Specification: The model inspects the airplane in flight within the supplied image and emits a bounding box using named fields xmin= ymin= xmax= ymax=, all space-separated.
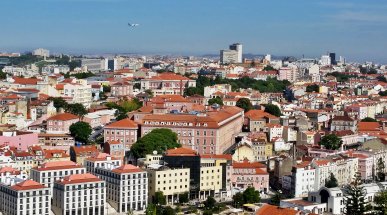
xmin=128 ymin=23 xmax=140 ymax=27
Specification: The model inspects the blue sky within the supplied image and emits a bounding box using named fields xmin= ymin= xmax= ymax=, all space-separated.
xmin=1 ymin=0 xmax=387 ymax=63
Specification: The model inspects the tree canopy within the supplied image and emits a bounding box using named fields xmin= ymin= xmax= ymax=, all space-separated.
xmin=69 ymin=121 xmax=92 ymax=143
xmin=374 ymin=190 xmax=387 ymax=215
xmin=344 ymin=172 xmax=370 ymax=215
xmin=48 ymin=97 xmax=68 ymax=111
xmin=236 ymin=98 xmax=253 ymax=112
xmin=306 ymin=84 xmax=319 ymax=93
xmin=319 ymin=134 xmax=343 ymax=150
xmin=106 ymin=99 xmax=142 ymax=121
xmin=233 ymin=187 xmax=261 ymax=208
xmin=377 ymin=158 xmax=386 ymax=182
xmin=130 ymin=129 xmax=181 ymax=158
xmin=263 ymin=104 xmax=281 ymax=117
xmin=153 ymin=191 xmax=166 ymax=205
xmin=325 ymin=173 xmax=339 ymax=188
xmin=208 ymin=96 xmax=223 ymax=106
xmin=361 ymin=117 xmax=378 ymax=122
xmin=204 ymin=196 xmax=216 ymax=209
xmin=65 ymin=103 xmax=88 ymax=118
xmin=0 ymin=68 xmax=6 ymax=79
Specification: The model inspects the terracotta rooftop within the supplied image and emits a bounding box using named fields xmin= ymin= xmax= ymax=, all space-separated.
xmin=105 ymin=118 xmax=138 ymax=129
xmin=358 ymin=122 xmax=381 ymax=131
xmin=165 ymin=147 xmax=198 ymax=157
xmin=233 ymin=160 xmax=267 ymax=169
xmin=256 ymin=204 xmax=300 ymax=215
xmin=59 ymin=173 xmax=102 ymax=185
xmin=34 ymin=161 xmax=82 ymax=171
xmin=11 ymin=180 xmax=46 ymax=191
xmin=47 ymin=113 xmax=79 ymax=121
xmin=111 ymin=164 xmax=143 ymax=174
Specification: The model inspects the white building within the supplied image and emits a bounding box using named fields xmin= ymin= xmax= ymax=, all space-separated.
xmin=220 ymin=50 xmax=239 ymax=64
xmin=62 ymin=81 xmax=92 ymax=108
xmin=229 ymin=43 xmax=243 ymax=63
xmin=0 ymin=166 xmax=28 ymax=186
xmin=0 ymin=180 xmax=51 ymax=215
xmin=52 ymin=173 xmax=106 ymax=215
xmin=33 ymin=48 xmax=50 ymax=57
xmin=30 ymin=160 xmax=86 ymax=189
xmin=203 ymin=84 xmax=232 ymax=98
xmin=95 ymin=164 xmax=148 ymax=213
xmin=81 ymin=59 xmax=105 ymax=72
xmin=84 ymin=153 xmax=122 ymax=175
xmin=291 ymin=161 xmax=316 ymax=198
xmin=320 ymin=55 xmax=331 ymax=66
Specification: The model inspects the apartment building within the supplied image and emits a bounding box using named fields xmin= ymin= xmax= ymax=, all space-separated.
xmin=111 ymin=81 xmax=133 ymax=97
xmin=38 ymin=133 xmax=75 ymax=152
xmin=95 ymin=164 xmax=148 ymax=213
xmin=52 ymin=173 xmax=106 ymax=215
xmin=290 ymin=161 xmax=316 ymax=198
xmin=62 ymin=82 xmax=92 ymax=108
xmin=46 ymin=113 xmax=79 ymax=134
xmin=0 ymin=180 xmax=51 ymax=215
xmin=103 ymin=118 xmax=138 ymax=151
xmin=84 ymin=153 xmax=122 ymax=175
xmin=141 ymin=106 xmax=244 ymax=154
xmin=231 ymin=160 xmax=269 ymax=193
xmin=30 ymin=160 xmax=86 ymax=189
xmin=140 ymin=72 xmax=196 ymax=96
xmin=70 ymin=145 xmax=99 ymax=165
xmin=147 ymin=164 xmax=190 ymax=204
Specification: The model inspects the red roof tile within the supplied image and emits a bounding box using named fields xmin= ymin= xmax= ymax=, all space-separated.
xmin=11 ymin=180 xmax=46 ymax=191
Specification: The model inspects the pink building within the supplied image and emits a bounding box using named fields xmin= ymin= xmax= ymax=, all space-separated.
xmin=104 ymin=140 xmax=125 ymax=160
xmin=46 ymin=113 xmax=79 ymax=134
xmin=0 ymin=131 xmax=38 ymax=151
xmin=140 ymin=72 xmax=196 ymax=95
xmin=345 ymin=151 xmax=373 ymax=181
xmin=279 ymin=67 xmax=298 ymax=82
xmin=231 ymin=160 xmax=269 ymax=192
xmin=103 ymin=118 xmax=138 ymax=151
xmin=140 ymin=106 xmax=244 ymax=154
xmin=111 ymin=81 xmax=133 ymax=97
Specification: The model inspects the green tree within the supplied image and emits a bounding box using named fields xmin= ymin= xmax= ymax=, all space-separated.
xmin=69 ymin=121 xmax=92 ymax=143
xmin=243 ymin=187 xmax=261 ymax=204
xmin=377 ymin=76 xmax=387 ymax=83
xmin=203 ymin=210 xmax=213 ymax=215
xmin=208 ymin=97 xmax=223 ymax=106
xmin=380 ymin=91 xmax=387 ymax=96
xmin=344 ymin=172 xmax=370 ymax=215
xmin=144 ymin=89 xmax=154 ymax=98
xmin=270 ymin=192 xmax=283 ymax=206
xmin=204 ymin=196 xmax=216 ymax=209
xmin=361 ymin=117 xmax=378 ymax=122
xmin=374 ymin=190 xmax=387 ymax=215
xmin=133 ymin=83 xmax=141 ymax=90
xmin=102 ymin=85 xmax=111 ymax=93
xmin=145 ymin=204 xmax=157 ymax=215
xmin=263 ymin=104 xmax=281 ymax=117
xmin=233 ymin=192 xmax=244 ymax=208
xmin=65 ymin=103 xmax=88 ymax=118
xmin=184 ymin=87 xmax=202 ymax=96
xmin=377 ymin=158 xmax=386 ymax=182
xmin=106 ymin=99 xmax=142 ymax=120
xmin=263 ymin=65 xmax=275 ymax=71
xmin=0 ymin=68 xmax=6 ymax=79
xmin=306 ymin=84 xmax=319 ymax=92
xmin=153 ymin=191 xmax=167 ymax=205
xmin=48 ymin=97 xmax=68 ymax=111
xmin=131 ymin=129 xmax=181 ymax=158
xmin=319 ymin=134 xmax=343 ymax=150
xmin=236 ymin=98 xmax=253 ymax=112
xmin=325 ymin=173 xmax=339 ymax=188
xmin=161 ymin=206 xmax=174 ymax=215
xmin=179 ymin=192 xmax=189 ymax=204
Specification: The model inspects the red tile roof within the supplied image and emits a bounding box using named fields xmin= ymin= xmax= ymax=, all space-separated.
xmin=105 ymin=118 xmax=138 ymax=129
xmin=111 ymin=164 xmax=143 ymax=174
xmin=47 ymin=113 xmax=79 ymax=121
xmin=358 ymin=122 xmax=381 ymax=131
xmin=12 ymin=77 xmax=39 ymax=85
xmin=166 ymin=147 xmax=198 ymax=156
xmin=256 ymin=204 xmax=300 ymax=215
xmin=11 ymin=180 xmax=46 ymax=191
xmin=59 ymin=173 xmax=102 ymax=185
xmin=33 ymin=161 xmax=82 ymax=171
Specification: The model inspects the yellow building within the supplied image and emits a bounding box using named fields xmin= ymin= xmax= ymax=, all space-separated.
xmin=147 ymin=164 xmax=190 ymax=204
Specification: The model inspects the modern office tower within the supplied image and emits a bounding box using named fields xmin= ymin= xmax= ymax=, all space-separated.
xmin=329 ymin=52 xmax=336 ymax=65
xmin=0 ymin=180 xmax=51 ymax=215
xmin=52 ymin=173 xmax=106 ymax=215
xmin=229 ymin=43 xmax=243 ymax=63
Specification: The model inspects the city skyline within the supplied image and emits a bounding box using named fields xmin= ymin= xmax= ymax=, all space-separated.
xmin=1 ymin=0 xmax=387 ymax=63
